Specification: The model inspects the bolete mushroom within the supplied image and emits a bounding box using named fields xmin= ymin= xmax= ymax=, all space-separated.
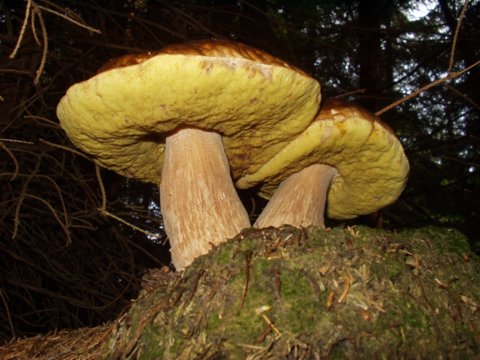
xmin=236 ymin=99 xmax=409 ymax=228
xmin=56 ymin=39 xmax=321 ymax=270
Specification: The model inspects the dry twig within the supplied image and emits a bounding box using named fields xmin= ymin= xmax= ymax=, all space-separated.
xmin=376 ymin=0 xmax=478 ymax=115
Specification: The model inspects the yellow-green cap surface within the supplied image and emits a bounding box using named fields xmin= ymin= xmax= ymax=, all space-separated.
xmin=236 ymin=100 xmax=410 ymax=219
xmin=56 ymin=40 xmax=321 ymax=182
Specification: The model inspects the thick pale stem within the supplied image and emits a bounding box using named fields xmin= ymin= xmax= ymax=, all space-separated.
xmin=160 ymin=128 xmax=251 ymax=270
xmin=255 ymin=164 xmax=337 ymax=228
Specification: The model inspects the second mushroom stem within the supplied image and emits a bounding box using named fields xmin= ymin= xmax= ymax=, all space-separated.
xmin=255 ymin=163 xmax=337 ymax=228
xmin=160 ymin=128 xmax=251 ymax=270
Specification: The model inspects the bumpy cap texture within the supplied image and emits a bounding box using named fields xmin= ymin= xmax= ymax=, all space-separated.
xmin=236 ymin=99 xmax=410 ymax=219
xmin=56 ymin=40 xmax=321 ymax=181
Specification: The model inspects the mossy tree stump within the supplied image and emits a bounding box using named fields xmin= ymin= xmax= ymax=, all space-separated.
xmin=105 ymin=226 xmax=480 ymax=359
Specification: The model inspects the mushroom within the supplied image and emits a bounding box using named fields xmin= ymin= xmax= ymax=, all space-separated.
xmin=236 ymin=99 xmax=409 ymax=228
xmin=56 ymin=39 xmax=321 ymax=270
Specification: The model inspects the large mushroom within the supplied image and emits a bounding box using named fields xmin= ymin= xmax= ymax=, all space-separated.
xmin=236 ymin=99 xmax=409 ymax=228
xmin=56 ymin=39 xmax=321 ymax=270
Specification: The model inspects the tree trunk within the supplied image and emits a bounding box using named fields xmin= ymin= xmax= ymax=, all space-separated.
xmin=357 ymin=0 xmax=389 ymax=111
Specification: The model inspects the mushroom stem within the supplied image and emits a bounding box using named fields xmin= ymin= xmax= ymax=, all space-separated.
xmin=255 ymin=164 xmax=337 ymax=228
xmin=160 ymin=128 xmax=251 ymax=270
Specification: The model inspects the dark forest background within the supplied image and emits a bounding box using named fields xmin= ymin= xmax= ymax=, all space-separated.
xmin=0 ymin=0 xmax=478 ymax=342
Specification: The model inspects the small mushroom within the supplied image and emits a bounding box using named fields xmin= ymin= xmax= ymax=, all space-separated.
xmin=236 ymin=99 xmax=409 ymax=228
xmin=56 ymin=39 xmax=321 ymax=270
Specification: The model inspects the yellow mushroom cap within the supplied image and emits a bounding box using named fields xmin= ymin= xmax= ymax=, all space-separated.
xmin=56 ymin=40 xmax=321 ymax=182
xmin=236 ymin=99 xmax=410 ymax=219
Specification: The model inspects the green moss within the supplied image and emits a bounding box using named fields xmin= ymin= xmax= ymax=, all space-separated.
xmin=211 ymin=244 xmax=234 ymax=266
xmin=372 ymin=254 xmax=405 ymax=280
xmin=106 ymin=226 xmax=480 ymax=359
xmin=275 ymin=269 xmax=318 ymax=334
xmin=138 ymin=326 xmax=166 ymax=358
xmin=399 ymin=227 xmax=471 ymax=255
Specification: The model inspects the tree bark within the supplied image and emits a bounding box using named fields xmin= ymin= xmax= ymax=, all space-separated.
xmin=357 ymin=0 xmax=389 ymax=111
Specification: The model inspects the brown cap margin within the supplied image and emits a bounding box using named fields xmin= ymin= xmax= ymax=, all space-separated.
xmin=98 ymin=39 xmax=307 ymax=76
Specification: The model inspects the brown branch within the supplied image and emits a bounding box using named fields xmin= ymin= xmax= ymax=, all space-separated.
xmin=95 ymin=165 xmax=162 ymax=239
xmin=0 ymin=142 xmax=19 ymax=180
xmin=9 ymin=0 xmax=101 ymax=85
xmin=444 ymin=83 xmax=480 ymax=111
xmin=376 ymin=1 xmax=476 ymax=116
xmin=9 ymin=0 xmax=32 ymax=59
xmin=448 ymin=0 xmax=469 ymax=72
xmin=24 ymin=194 xmax=72 ymax=245
xmin=0 ymin=290 xmax=15 ymax=338
xmin=12 ymin=157 xmax=41 ymax=239
xmin=376 ymin=59 xmax=480 ymax=116
xmin=33 ymin=7 xmax=48 ymax=85
xmin=35 ymin=4 xmax=101 ymax=34
xmin=39 ymin=139 xmax=92 ymax=160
